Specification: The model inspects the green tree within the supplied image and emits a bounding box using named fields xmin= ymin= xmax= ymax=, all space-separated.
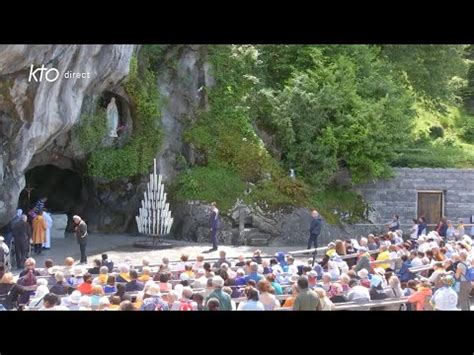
xmin=270 ymin=45 xmax=415 ymax=185
xmin=381 ymin=45 xmax=468 ymax=103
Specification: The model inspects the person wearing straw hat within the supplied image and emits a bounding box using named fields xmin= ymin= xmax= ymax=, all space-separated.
xmin=61 ymin=290 xmax=82 ymax=310
xmin=140 ymin=283 xmax=169 ymax=311
xmin=28 ymin=281 xmax=50 ymax=310
xmin=431 ymin=275 xmax=458 ymax=310
xmin=67 ymin=266 xmax=85 ymax=287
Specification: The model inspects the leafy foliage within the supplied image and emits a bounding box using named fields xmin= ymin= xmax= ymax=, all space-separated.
xmin=266 ymin=45 xmax=415 ymax=185
xmin=87 ymin=54 xmax=162 ymax=180
xmin=178 ymin=44 xmax=474 ymax=220
xmin=174 ymin=166 xmax=246 ymax=212
xmin=381 ymin=45 xmax=468 ymax=103
xmin=74 ymin=109 xmax=107 ymax=153
xmin=311 ymin=186 xmax=370 ymax=224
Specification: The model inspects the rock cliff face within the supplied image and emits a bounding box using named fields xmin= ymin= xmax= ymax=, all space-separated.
xmin=0 ymin=45 xmax=134 ymax=225
xmin=171 ymin=200 xmax=369 ymax=247
xmin=0 ymin=45 xmax=367 ymax=246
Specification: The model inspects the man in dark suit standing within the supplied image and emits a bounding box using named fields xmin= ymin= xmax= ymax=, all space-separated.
xmin=308 ymin=209 xmax=322 ymax=249
xmin=208 ymin=202 xmax=219 ymax=252
xmin=12 ymin=214 xmax=31 ymax=269
xmin=73 ymin=215 xmax=88 ymax=264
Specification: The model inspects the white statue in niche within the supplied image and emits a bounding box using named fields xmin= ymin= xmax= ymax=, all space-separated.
xmin=289 ymin=169 xmax=296 ymax=180
xmin=106 ymin=97 xmax=119 ymax=137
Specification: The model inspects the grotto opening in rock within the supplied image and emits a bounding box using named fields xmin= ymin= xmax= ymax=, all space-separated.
xmin=18 ymin=165 xmax=84 ymax=232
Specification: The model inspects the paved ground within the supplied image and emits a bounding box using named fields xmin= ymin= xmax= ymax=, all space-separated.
xmin=11 ymin=233 xmax=307 ymax=276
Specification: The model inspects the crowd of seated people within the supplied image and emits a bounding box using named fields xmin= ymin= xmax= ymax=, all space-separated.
xmin=0 ymin=228 xmax=473 ymax=311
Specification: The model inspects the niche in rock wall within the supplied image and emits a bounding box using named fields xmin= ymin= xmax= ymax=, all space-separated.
xmin=98 ymin=91 xmax=133 ymax=142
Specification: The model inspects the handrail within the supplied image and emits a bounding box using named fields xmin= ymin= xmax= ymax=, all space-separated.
xmin=333 ymin=297 xmax=408 ymax=311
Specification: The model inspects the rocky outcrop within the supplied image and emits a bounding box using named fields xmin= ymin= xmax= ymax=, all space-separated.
xmin=156 ymin=45 xmax=211 ymax=181
xmin=171 ymin=199 xmax=375 ymax=246
xmin=0 ymin=45 xmax=135 ymax=226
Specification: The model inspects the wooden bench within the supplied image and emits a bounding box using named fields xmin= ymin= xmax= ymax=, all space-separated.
xmin=408 ymin=265 xmax=433 ymax=273
xmin=334 ymin=297 xmax=408 ymax=311
xmin=288 ymin=247 xmax=328 ymax=256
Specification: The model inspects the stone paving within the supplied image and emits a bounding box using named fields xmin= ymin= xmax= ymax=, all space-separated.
xmin=11 ymin=233 xmax=309 ymax=276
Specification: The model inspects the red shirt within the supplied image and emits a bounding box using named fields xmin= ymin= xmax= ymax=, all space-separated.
xmin=78 ymin=282 xmax=93 ymax=295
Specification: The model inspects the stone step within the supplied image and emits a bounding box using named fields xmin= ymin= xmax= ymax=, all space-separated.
xmin=246 ymin=238 xmax=270 ymax=246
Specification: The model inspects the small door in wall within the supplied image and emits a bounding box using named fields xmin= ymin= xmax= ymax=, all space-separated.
xmin=417 ymin=191 xmax=443 ymax=225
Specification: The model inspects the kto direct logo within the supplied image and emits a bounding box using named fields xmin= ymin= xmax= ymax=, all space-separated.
xmin=28 ymin=65 xmax=91 ymax=82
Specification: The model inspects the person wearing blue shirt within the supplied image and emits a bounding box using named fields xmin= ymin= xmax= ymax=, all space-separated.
xmin=244 ymin=262 xmax=263 ymax=284
xmin=397 ymin=255 xmax=414 ymax=282
xmin=308 ymin=210 xmax=323 ymax=249
xmin=387 ymin=214 xmax=400 ymax=232
xmin=418 ymin=216 xmax=427 ymax=236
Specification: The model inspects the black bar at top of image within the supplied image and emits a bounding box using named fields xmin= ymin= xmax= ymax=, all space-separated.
xmin=3 ymin=18 xmax=474 ymax=44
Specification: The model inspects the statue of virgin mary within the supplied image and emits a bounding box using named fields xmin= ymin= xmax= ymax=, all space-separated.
xmin=106 ymin=97 xmax=119 ymax=138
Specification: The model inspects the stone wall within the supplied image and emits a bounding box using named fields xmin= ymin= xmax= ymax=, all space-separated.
xmin=354 ymin=167 xmax=474 ymax=225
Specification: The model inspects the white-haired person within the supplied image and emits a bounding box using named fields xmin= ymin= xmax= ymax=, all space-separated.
xmin=192 ymin=269 xmax=208 ymax=290
xmin=327 ymin=256 xmax=341 ymax=281
xmin=357 ymin=268 xmax=371 ymax=288
xmin=27 ymin=278 xmax=50 ymax=310
xmin=172 ymin=286 xmax=198 ymax=311
xmin=93 ymin=266 xmax=109 ymax=285
xmin=72 ymin=215 xmax=88 ymax=264
xmin=141 ymin=256 xmax=150 ymax=267
xmin=358 ymin=236 xmax=368 ymax=249
xmin=205 ymin=276 xmax=232 ymax=311
xmin=50 ymin=271 xmax=73 ymax=296
xmin=138 ymin=266 xmax=152 ymax=283
xmin=455 ymin=249 xmax=472 ymax=310
xmin=0 ymin=272 xmax=26 ymax=310
xmin=99 ymin=296 xmax=110 ymax=311
xmin=116 ymin=264 xmax=131 ymax=283
xmin=346 ymin=278 xmax=370 ymax=304
xmin=244 ymin=262 xmax=264 ymax=284
xmin=319 ymin=272 xmax=333 ymax=292
xmin=314 ymin=287 xmax=335 ymax=310
xmin=19 ymin=257 xmax=40 ymax=278
xmin=384 ymin=275 xmax=404 ymax=310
